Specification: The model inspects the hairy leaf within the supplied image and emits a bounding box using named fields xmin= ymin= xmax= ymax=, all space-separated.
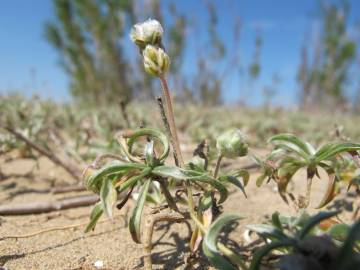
xmin=117 ymin=167 xmax=152 ymax=193
xmin=269 ymin=133 xmax=312 ymax=159
xmin=202 ymin=214 xmax=243 ymax=270
xmin=219 ymin=175 xmax=247 ymax=198
xmin=256 ymin=174 xmax=267 ymax=187
xmin=144 ymin=140 xmax=155 ymax=166
xmin=152 ymin=166 xmax=228 ymax=203
xmin=129 ymin=179 xmax=151 ymax=243
xmin=297 ymin=211 xmax=339 ymax=239
xmin=85 ymin=202 xmax=103 ymax=233
xmin=316 ymin=172 xmax=338 ymax=208
xmin=100 ymin=176 xmax=117 ymax=219
xmin=247 ymin=224 xmax=288 ymax=241
xmin=249 ymin=239 xmax=297 ymax=270
xmin=315 ymin=142 xmax=360 ymax=162
xmin=328 ymin=223 xmax=350 ymax=243
xmin=271 ymin=211 xmax=283 ymax=231
xmin=85 ymin=160 xmax=145 ymax=191
xmin=333 ymin=219 xmax=360 ymax=270
xmin=127 ymin=128 xmax=169 ymax=162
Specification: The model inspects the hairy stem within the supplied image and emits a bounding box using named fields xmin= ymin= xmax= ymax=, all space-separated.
xmin=213 ymin=154 xmax=223 ymax=179
xmin=159 ymin=74 xmax=184 ymax=166
xmin=156 ymin=97 xmax=180 ymax=166
xmin=158 ymin=75 xmax=199 ymax=226
xmin=119 ymin=99 xmax=131 ymax=128
xmin=158 ymin=178 xmax=179 ymax=212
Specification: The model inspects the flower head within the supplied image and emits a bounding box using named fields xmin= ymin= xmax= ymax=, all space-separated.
xmin=130 ymin=19 xmax=163 ymax=49
xmin=216 ymin=129 xmax=248 ymax=158
xmin=143 ymin=45 xmax=170 ymax=76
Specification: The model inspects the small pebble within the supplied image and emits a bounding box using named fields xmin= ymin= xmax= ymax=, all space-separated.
xmin=94 ymin=260 xmax=104 ymax=269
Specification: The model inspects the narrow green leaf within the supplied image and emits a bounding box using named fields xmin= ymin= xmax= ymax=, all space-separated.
xmin=85 ymin=202 xmax=103 ymax=233
xmin=271 ymin=211 xmax=283 ymax=231
xmin=314 ymin=143 xmax=335 ymax=161
xmin=129 ymin=179 xmax=151 ymax=243
xmin=315 ymin=142 xmax=360 ymax=162
xmin=288 ymin=210 xmax=310 ymax=229
xmin=274 ymin=143 xmax=310 ymax=161
xmin=152 ymin=166 xmax=228 ymax=203
xmin=202 ymin=214 xmax=243 ymax=270
xmin=333 ymin=219 xmax=360 ymax=270
xmin=269 ymin=134 xmax=311 ymax=153
xmin=249 ymin=239 xmax=297 ymax=270
xmin=297 ymin=211 xmax=339 ymax=240
xmin=316 ymin=172 xmax=338 ymax=208
xmin=219 ymin=175 xmax=247 ymax=198
xmin=85 ymin=160 xmax=145 ymax=191
xmin=256 ymin=174 xmax=267 ymax=187
xmin=276 ymin=161 xmax=303 ymax=203
xmin=198 ymin=192 xmax=213 ymax=212
xmin=269 ymin=133 xmax=312 ymax=158
xmin=117 ymin=167 xmax=151 ymax=193
xmin=100 ymin=176 xmax=117 ymax=219
xmin=231 ymin=170 xmax=250 ymax=186
xmin=247 ymin=224 xmax=287 ymax=241
xmin=328 ymin=223 xmax=350 ymax=243
xmin=144 ymin=140 xmax=155 ymax=166
xmin=127 ymin=128 xmax=169 ymax=162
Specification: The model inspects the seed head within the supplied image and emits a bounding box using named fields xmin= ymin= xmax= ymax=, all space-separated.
xmin=142 ymin=45 xmax=170 ymax=76
xmin=130 ymin=19 xmax=163 ymax=49
xmin=216 ymin=129 xmax=248 ymax=158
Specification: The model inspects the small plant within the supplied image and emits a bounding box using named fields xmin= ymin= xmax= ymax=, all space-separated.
xmin=83 ymin=19 xmax=249 ymax=269
xmin=256 ymin=134 xmax=360 ymax=209
xmin=246 ymin=211 xmax=360 ymax=270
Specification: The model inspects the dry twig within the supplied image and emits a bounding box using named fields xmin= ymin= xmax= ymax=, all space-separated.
xmin=0 ymin=124 xmax=81 ymax=180
xmin=0 ymin=194 xmax=99 ymax=215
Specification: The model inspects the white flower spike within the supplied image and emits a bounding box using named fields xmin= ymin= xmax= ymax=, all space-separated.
xmin=130 ymin=19 xmax=163 ymax=49
xmin=142 ymin=45 xmax=170 ymax=76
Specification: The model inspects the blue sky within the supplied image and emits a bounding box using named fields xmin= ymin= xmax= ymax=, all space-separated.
xmin=0 ymin=0 xmax=359 ymax=106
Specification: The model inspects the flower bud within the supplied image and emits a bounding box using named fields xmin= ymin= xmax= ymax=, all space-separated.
xmin=130 ymin=19 xmax=163 ymax=49
xmin=216 ymin=129 xmax=248 ymax=158
xmin=187 ymin=156 xmax=206 ymax=171
xmin=143 ymin=45 xmax=170 ymax=76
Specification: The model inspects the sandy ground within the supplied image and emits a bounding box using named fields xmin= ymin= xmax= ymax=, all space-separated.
xmin=0 ymin=149 xmax=354 ymax=270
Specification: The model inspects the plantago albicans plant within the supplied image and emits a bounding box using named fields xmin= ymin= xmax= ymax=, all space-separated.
xmin=257 ymin=134 xmax=360 ymax=209
xmin=84 ymin=19 xmax=249 ymax=269
xmin=247 ymin=211 xmax=360 ymax=270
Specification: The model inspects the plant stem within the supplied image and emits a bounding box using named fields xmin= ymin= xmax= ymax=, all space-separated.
xmin=158 ymin=178 xmax=180 ymax=212
xmin=304 ymin=176 xmax=313 ymax=208
xmin=156 ymin=97 xmax=180 ymax=166
xmin=158 ymin=74 xmax=200 ymax=226
xmin=159 ymin=74 xmax=184 ymax=166
xmin=213 ymin=154 xmax=223 ymax=179
xmin=143 ymin=211 xmax=185 ymax=270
